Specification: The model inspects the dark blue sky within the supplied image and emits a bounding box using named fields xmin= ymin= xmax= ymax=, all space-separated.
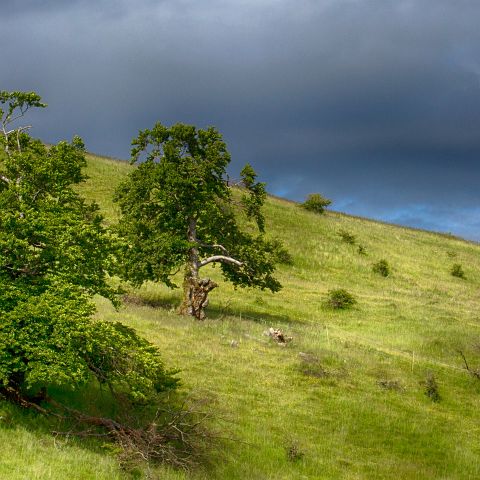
xmin=2 ymin=0 xmax=480 ymax=240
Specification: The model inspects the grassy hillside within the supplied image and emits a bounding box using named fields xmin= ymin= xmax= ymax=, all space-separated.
xmin=1 ymin=152 xmax=480 ymax=479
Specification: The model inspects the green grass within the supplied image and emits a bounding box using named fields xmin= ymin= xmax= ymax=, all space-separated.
xmin=2 ymin=152 xmax=480 ymax=479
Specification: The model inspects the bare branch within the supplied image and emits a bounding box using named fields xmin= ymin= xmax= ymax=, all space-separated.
xmin=459 ymin=350 xmax=480 ymax=380
xmin=199 ymin=255 xmax=243 ymax=268
xmin=5 ymin=105 xmax=29 ymax=127
xmin=197 ymin=241 xmax=230 ymax=255
xmin=4 ymin=125 xmax=32 ymax=136
xmin=1 ymin=124 xmax=9 ymax=157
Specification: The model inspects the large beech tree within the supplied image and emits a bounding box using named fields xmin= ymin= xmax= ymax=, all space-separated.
xmin=115 ymin=122 xmax=282 ymax=319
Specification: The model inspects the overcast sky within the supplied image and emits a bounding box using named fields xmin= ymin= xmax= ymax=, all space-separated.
xmin=2 ymin=0 xmax=480 ymax=240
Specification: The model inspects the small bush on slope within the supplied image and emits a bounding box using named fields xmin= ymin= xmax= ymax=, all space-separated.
xmin=338 ymin=229 xmax=356 ymax=244
xmin=451 ymin=263 xmax=466 ymax=279
xmin=372 ymin=259 xmax=391 ymax=277
xmin=301 ymin=193 xmax=332 ymax=214
xmin=325 ymin=289 xmax=357 ymax=309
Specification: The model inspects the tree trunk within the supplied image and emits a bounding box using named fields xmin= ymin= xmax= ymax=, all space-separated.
xmin=178 ymin=217 xmax=218 ymax=320
xmin=179 ymin=275 xmax=218 ymax=320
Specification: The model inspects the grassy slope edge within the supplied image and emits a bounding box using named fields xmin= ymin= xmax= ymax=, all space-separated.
xmin=1 ymin=152 xmax=479 ymax=479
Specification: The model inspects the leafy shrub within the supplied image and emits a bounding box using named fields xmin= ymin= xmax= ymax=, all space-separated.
xmin=372 ymin=259 xmax=390 ymax=277
xmin=286 ymin=439 xmax=305 ymax=462
xmin=0 ymin=283 xmax=179 ymax=401
xmin=325 ymin=289 xmax=357 ymax=309
xmin=423 ymin=372 xmax=441 ymax=402
xmin=338 ymin=229 xmax=356 ymax=244
xmin=357 ymin=245 xmax=367 ymax=255
xmin=301 ymin=193 xmax=332 ymax=214
xmin=451 ymin=264 xmax=465 ymax=279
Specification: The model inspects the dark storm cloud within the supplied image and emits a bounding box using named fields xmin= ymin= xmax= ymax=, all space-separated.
xmin=1 ymin=0 xmax=479 ymax=239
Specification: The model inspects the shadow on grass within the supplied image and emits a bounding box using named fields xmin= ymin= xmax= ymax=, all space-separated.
xmin=206 ymin=303 xmax=297 ymax=327
xmin=0 ymin=382 xmax=221 ymax=479
xmin=122 ymin=290 xmax=297 ymax=327
xmin=122 ymin=291 xmax=180 ymax=310
xmin=0 ymin=388 xmax=118 ymax=465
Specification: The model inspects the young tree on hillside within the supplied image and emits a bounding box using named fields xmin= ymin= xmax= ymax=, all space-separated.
xmin=0 ymin=91 xmax=177 ymax=407
xmin=115 ymin=122 xmax=282 ymax=319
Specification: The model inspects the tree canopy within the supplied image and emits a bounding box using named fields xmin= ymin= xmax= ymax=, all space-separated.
xmin=0 ymin=91 xmax=178 ymax=402
xmin=115 ymin=122 xmax=283 ymax=319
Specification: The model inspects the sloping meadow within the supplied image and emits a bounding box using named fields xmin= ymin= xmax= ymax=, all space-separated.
xmin=2 ymin=152 xmax=479 ymax=479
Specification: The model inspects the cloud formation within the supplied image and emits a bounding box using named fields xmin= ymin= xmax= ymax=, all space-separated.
xmin=2 ymin=0 xmax=479 ymax=239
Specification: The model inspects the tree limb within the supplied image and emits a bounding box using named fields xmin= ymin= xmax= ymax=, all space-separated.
xmin=199 ymin=255 xmax=243 ymax=268
xmin=197 ymin=241 xmax=230 ymax=255
xmin=5 ymin=106 xmax=29 ymax=127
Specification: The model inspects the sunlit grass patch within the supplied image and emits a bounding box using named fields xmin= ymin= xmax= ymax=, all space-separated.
xmin=3 ymin=152 xmax=480 ymax=479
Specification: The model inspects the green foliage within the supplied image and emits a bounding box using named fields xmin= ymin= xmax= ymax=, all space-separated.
xmin=357 ymin=244 xmax=367 ymax=255
xmin=325 ymin=289 xmax=357 ymax=309
xmin=0 ymin=283 xmax=178 ymax=400
xmin=240 ymin=163 xmax=267 ymax=232
xmin=115 ymin=122 xmax=282 ymax=314
xmin=338 ymin=229 xmax=356 ymax=244
xmin=78 ymin=317 xmax=179 ymax=402
xmin=451 ymin=263 xmax=465 ymax=279
xmin=0 ymin=136 xmax=116 ymax=301
xmin=301 ymin=193 xmax=331 ymax=214
xmin=423 ymin=372 xmax=441 ymax=402
xmin=0 ymin=90 xmax=46 ymax=134
xmin=0 ymin=91 xmax=177 ymax=402
xmin=372 ymin=259 xmax=390 ymax=277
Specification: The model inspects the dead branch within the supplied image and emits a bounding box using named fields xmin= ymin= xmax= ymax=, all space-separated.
xmin=265 ymin=327 xmax=292 ymax=345
xmin=197 ymin=241 xmax=230 ymax=255
xmin=458 ymin=350 xmax=480 ymax=380
xmin=1 ymin=385 xmax=220 ymax=471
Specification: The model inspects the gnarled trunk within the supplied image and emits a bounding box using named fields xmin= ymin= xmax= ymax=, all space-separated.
xmin=179 ymin=275 xmax=218 ymax=320
xmin=178 ymin=216 xmax=243 ymax=320
xmin=178 ymin=217 xmax=217 ymax=320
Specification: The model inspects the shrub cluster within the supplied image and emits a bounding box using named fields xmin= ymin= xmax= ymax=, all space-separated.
xmin=325 ymin=289 xmax=356 ymax=309
xmin=0 ymin=285 xmax=178 ymax=401
xmin=338 ymin=229 xmax=356 ymax=245
xmin=423 ymin=372 xmax=441 ymax=402
xmin=372 ymin=259 xmax=390 ymax=277
xmin=301 ymin=193 xmax=332 ymax=214
xmin=451 ymin=264 xmax=465 ymax=279
xmin=357 ymin=245 xmax=367 ymax=255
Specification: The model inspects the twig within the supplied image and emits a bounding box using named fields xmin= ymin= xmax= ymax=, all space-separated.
xmin=458 ymin=350 xmax=480 ymax=380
